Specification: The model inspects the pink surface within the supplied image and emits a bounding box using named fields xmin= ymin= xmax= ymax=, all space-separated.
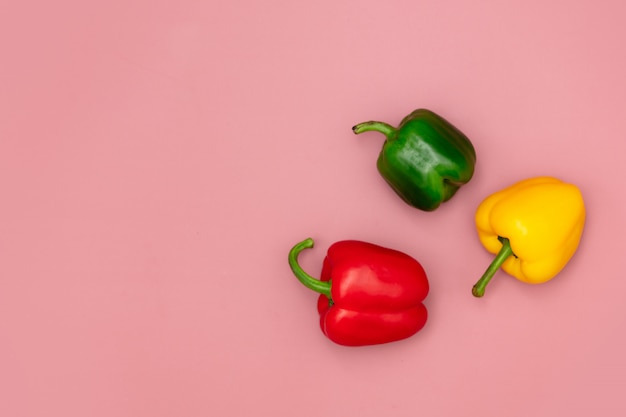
xmin=1 ymin=1 xmax=625 ymax=416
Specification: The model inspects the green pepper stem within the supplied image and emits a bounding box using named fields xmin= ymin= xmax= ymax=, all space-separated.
xmin=352 ymin=121 xmax=396 ymax=138
xmin=288 ymin=238 xmax=332 ymax=298
xmin=472 ymin=237 xmax=515 ymax=298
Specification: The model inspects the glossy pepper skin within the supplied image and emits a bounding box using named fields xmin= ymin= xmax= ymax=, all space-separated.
xmin=352 ymin=109 xmax=476 ymax=211
xmin=288 ymin=238 xmax=429 ymax=346
xmin=472 ymin=177 xmax=586 ymax=297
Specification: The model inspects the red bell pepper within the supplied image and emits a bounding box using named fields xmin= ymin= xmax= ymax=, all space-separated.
xmin=288 ymin=238 xmax=429 ymax=346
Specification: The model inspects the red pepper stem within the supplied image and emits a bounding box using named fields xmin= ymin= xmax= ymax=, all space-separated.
xmin=288 ymin=238 xmax=332 ymax=299
xmin=352 ymin=121 xmax=396 ymax=138
xmin=472 ymin=237 xmax=514 ymax=298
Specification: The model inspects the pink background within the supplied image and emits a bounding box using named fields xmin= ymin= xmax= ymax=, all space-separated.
xmin=1 ymin=1 xmax=625 ymax=416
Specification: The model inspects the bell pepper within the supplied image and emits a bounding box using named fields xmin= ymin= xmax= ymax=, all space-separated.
xmin=288 ymin=238 xmax=429 ymax=346
xmin=472 ymin=176 xmax=586 ymax=297
xmin=352 ymin=108 xmax=476 ymax=211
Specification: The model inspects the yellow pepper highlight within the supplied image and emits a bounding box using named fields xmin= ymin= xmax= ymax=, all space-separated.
xmin=473 ymin=176 xmax=585 ymax=297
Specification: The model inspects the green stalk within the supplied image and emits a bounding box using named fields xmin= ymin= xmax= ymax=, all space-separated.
xmin=352 ymin=121 xmax=396 ymax=138
xmin=472 ymin=237 xmax=515 ymax=298
xmin=288 ymin=238 xmax=332 ymax=299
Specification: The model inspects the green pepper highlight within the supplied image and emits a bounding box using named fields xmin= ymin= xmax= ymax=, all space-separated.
xmin=353 ymin=109 xmax=476 ymax=211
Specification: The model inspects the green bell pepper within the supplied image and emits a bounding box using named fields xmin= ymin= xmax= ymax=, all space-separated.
xmin=352 ymin=109 xmax=476 ymax=211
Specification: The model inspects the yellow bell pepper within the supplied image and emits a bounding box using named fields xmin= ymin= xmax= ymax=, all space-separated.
xmin=472 ymin=176 xmax=585 ymax=297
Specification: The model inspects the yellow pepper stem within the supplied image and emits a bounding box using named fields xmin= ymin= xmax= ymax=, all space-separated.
xmin=472 ymin=237 xmax=515 ymax=298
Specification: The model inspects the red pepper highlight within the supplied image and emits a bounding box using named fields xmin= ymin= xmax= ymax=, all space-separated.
xmin=288 ymin=238 xmax=429 ymax=346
